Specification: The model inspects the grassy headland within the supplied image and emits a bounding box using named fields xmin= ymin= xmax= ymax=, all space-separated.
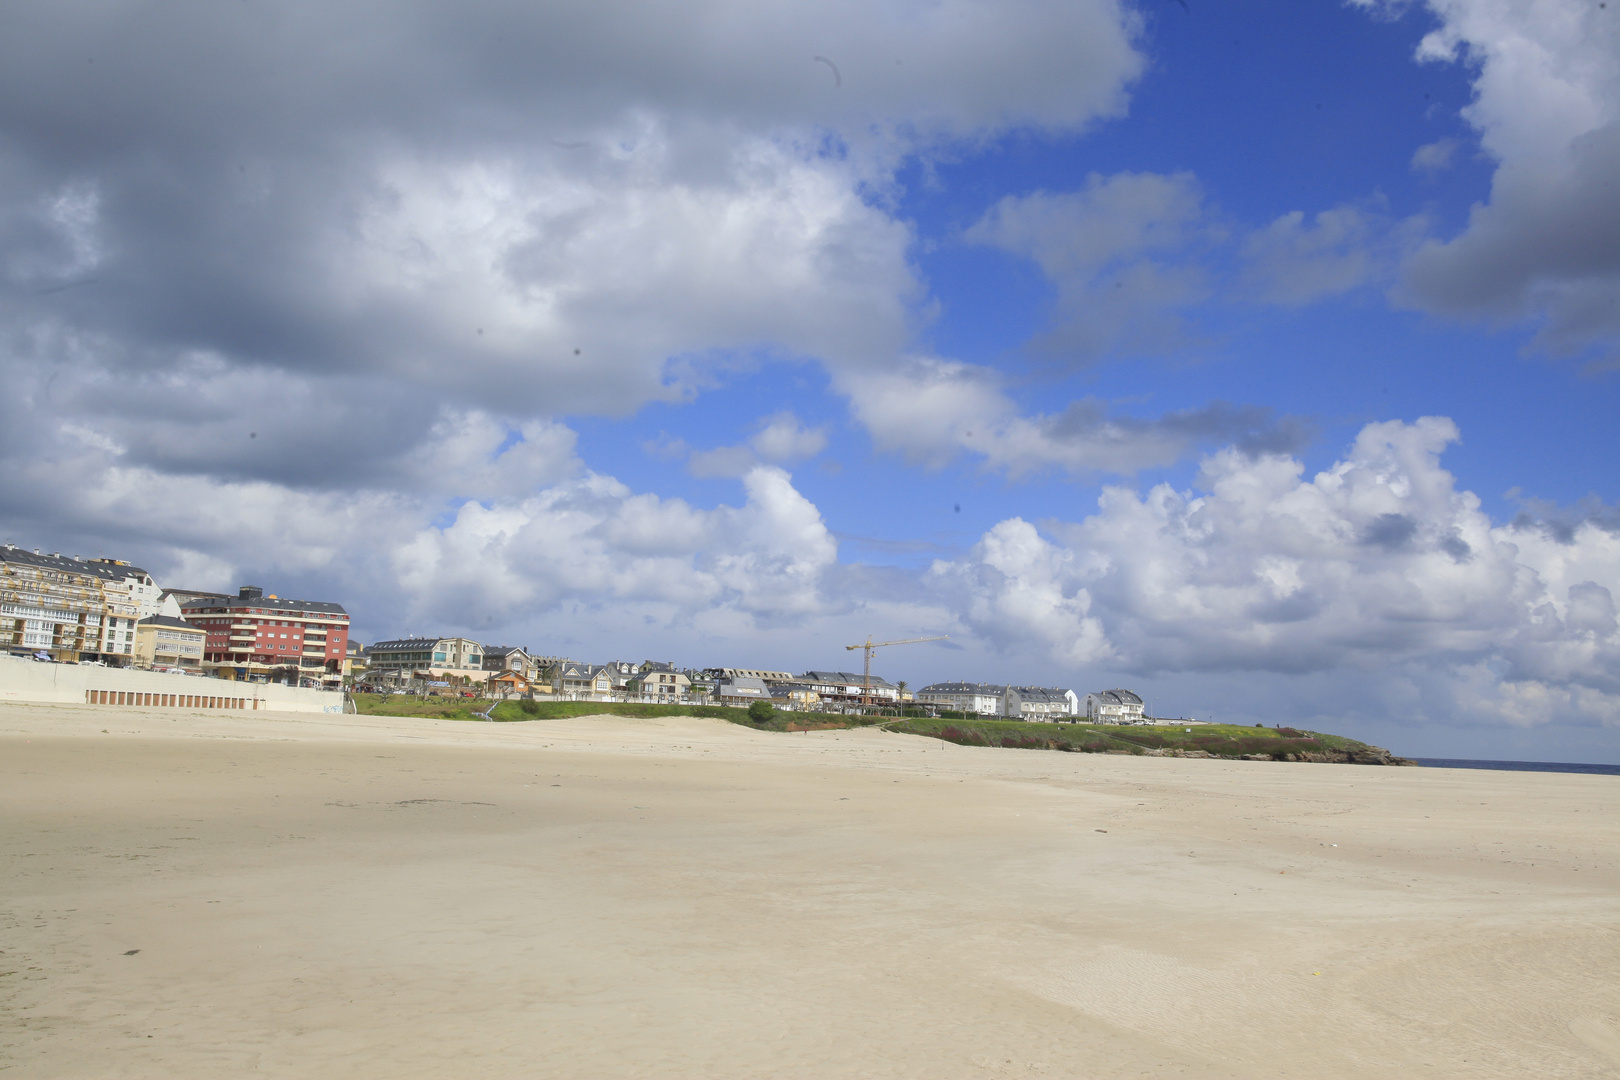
xmin=350 ymin=695 xmax=1410 ymax=763
xmin=891 ymin=718 xmax=1412 ymax=763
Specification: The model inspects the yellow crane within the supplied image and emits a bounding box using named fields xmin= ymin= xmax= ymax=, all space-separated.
xmin=845 ymin=635 xmax=947 ymax=707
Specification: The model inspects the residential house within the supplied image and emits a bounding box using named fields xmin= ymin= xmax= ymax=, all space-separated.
xmin=798 ymin=670 xmax=900 ymax=706
xmin=915 ymin=682 xmax=1020 ymax=717
xmin=769 ymin=681 xmax=822 ymax=711
xmin=713 ymin=676 xmax=771 ymax=705
xmin=1010 ymin=686 xmax=1080 ymax=720
xmin=545 ymin=660 xmax=613 ymax=700
xmin=364 ymin=635 xmax=485 ymax=685
xmin=702 ymin=666 xmax=794 ymax=685
xmin=1083 ymin=689 xmax=1146 ymax=724
xmin=630 ymin=661 xmax=690 ymax=702
xmin=482 ymin=645 xmax=535 ymax=682
xmin=489 ymin=671 xmax=530 ymax=697
xmin=133 ymin=615 xmax=206 ymax=670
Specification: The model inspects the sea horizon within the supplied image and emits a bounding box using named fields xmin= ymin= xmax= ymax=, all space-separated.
xmin=1413 ymin=758 xmax=1620 ymax=776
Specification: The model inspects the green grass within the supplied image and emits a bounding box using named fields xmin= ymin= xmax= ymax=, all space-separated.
xmin=889 ymin=718 xmax=1376 ymax=758
xmin=352 ymin=693 xmax=1373 ymax=758
xmin=351 ymin=692 xmax=494 ymax=722
xmin=355 ymin=693 xmax=880 ymax=732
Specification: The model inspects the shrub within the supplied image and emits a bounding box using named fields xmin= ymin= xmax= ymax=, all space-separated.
xmin=747 ymin=700 xmax=774 ymax=724
xmin=519 ymin=699 xmax=540 ymax=715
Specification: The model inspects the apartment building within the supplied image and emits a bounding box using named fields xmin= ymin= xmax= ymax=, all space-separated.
xmin=915 ymin=682 xmax=1019 ymax=716
xmin=134 ymin=615 xmax=206 ymax=670
xmin=0 ymin=545 xmax=158 ymax=663
xmin=179 ymin=586 xmax=350 ymax=685
xmin=366 ymin=636 xmax=486 ymax=683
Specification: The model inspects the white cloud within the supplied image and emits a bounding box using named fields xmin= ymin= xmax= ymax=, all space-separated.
xmin=685 ymin=411 xmax=829 ymax=477
xmin=840 ymin=357 xmax=1311 ymax=477
xmin=931 ymin=417 xmax=1620 ymax=728
xmin=1410 ymin=136 xmax=1461 ymax=175
xmin=1240 ymin=203 xmax=1397 ymax=305
xmin=965 ymin=172 xmax=1212 ymax=363
xmin=1353 ymin=0 xmax=1620 ymax=361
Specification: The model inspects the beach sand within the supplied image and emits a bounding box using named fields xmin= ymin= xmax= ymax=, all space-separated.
xmin=2 ymin=702 xmax=1617 ymax=1078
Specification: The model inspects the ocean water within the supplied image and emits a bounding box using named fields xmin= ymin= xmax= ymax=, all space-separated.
xmin=1414 ymin=758 xmax=1620 ymax=776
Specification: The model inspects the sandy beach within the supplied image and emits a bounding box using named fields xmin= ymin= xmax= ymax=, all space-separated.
xmin=2 ymin=702 xmax=1617 ymax=1078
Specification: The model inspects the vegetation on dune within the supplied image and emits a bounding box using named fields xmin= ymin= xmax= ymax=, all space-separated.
xmin=352 ymin=694 xmax=1399 ymax=762
xmin=890 ymin=718 xmax=1382 ymax=760
xmin=354 ymin=693 xmax=879 ymax=732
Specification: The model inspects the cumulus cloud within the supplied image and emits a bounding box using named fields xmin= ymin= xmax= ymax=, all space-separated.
xmin=1352 ymin=0 xmax=1620 ymax=362
xmin=965 ymin=172 xmax=1213 ymax=364
xmin=1239 ymin=202 xmax=1418 ymax=305
xmin=686 ymin=411 xmax=829 ymax=477
xmin=841 ymin=357 xmax=1311 ymax=477
xmin=1410 ymin=136 xmax=1462 ymax=176
xmin=0 ymin=0 xmax=1144 ymax=428
xmin=931 ymin=417 xmax=1620 ymax=728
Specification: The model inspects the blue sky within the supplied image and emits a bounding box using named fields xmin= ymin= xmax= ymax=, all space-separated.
xmin=2 ymin=0 xmax=1618 ymax=760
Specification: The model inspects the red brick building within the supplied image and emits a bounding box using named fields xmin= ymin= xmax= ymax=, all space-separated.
xmin=181 ymin=585 xmax=349 ymax=685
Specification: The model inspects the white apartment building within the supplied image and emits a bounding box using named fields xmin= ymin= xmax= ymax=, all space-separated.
xmin=0 ymin=545 xmax=160 ymax=663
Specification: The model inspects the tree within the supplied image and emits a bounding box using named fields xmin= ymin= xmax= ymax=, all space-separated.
xmin=747 ymin=699 xmax=774 ymax=724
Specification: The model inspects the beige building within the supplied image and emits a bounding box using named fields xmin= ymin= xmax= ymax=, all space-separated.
xmin=366 ymin=637 xmax=489 ymax=684
xmin=0 ymin=545 xmax=159 ymax=664
xmin=134 ymin=615 xmax=205 ymax=670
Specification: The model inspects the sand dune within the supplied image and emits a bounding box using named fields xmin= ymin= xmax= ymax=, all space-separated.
xmin=2 ymin=702 xmax=1617 ymax=1078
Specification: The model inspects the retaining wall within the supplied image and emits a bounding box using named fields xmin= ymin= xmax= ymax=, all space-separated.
xmin=0 ymin=654 xmax=346 ymax=713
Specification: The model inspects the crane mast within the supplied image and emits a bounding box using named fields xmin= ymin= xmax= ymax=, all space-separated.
xmin=844 ymin=635 xmax=947 ymax=707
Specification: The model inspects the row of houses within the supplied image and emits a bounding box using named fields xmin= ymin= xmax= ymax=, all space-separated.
xmin=355 ymin=637 xmax=1151 ymax=722
xmin=2 ymin=545 xmax=350 ymax=688
xmin=4 ymin=539 xmax=1157 ymax=717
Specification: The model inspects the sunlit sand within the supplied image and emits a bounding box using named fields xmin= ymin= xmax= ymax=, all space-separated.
xmin=3 ymin=702 xmax=1617 ymax=1078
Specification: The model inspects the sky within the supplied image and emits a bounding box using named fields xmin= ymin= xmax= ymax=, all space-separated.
xmin=2 ymin=0 xmax=1618 ymax=761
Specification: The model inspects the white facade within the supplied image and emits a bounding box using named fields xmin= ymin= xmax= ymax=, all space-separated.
xmin=1083 ymin=689 xmax=1146 ymax=723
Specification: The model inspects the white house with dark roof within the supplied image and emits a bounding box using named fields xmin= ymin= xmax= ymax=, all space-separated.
xmin=1010 ymin=686 xmax=1080 ymax=720
xmin=1083 ymin=689 xmax=1145 ymax=724
xmin=915 ymin=682 xmax=1019 ymax=716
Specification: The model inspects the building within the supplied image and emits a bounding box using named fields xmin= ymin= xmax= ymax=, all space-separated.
xmin=0 ymin=545 xmax=161 ymax=664
xmin=797 ymin=670 xmax=900 ymax=706
xmin=768 ymin=681 xmax=822 ymax=711
xmin=915 ymin=682 xmax=1020 ymax=716
xmin=1010 ymin=686 xmax=1080 ymax=720
xmin=134 ymin=615 xmax=206 ymax=670
xmin=542 ymin=660 xmax=612 ymax=700
xmin=482 ymin=646 xmax=536 ymax=682
xmin=365 ymin=636 xmax=486 ymax=683
xmin=713 ymin=676 xmax=771 ymax=705
xmin=1083 ymin=689 xmax=1146 ymax=724
xmin=180 ymin=586 xmax=350 ymax=685
xmin=630 ymin=662 xmax=690 ymax=702
xmin=489 ymin=671 xmax=530 ymax=696
xmin=701 ymin=667 xmax=795 ymax=684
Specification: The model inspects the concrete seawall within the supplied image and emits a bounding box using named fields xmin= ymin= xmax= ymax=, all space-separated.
xmin=0 ymin=654 xmax=345 ymax=713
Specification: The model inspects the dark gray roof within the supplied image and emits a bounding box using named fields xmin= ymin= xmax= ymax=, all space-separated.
xmin=138 ymin=615 xmax=201 ymax=632
xmin=0 ymin=545 xmax=152 ymax=584
xmin=918 ymin=682 xmax=1008 ymax=695
xmin=182 ymin=593 xmax=347 ymax=616
xmin=368 ymin=638 xmax=447 ymax=653
xmin=798 ymin=670 xmax=897 ymax=689
xmin=484 ymin=645 xmax=528 ymax=658
xmin=1011 ymin=686 xmax=1074 ymax=703
xmin=1092 ymin=689 xmax=1143 ymax=705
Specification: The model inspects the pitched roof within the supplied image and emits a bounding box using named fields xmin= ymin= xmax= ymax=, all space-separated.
xmin=0 ymin=545 xmax=152 ymax=584
xmin=137 ymin=615 xmax=201 ymax=632
xmin=1091 ymin=689 xmax=1143 ymax=706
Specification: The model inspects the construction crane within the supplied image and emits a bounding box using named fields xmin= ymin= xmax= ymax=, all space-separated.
xmin=845 ymin=635 xmax=947 ymax=707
